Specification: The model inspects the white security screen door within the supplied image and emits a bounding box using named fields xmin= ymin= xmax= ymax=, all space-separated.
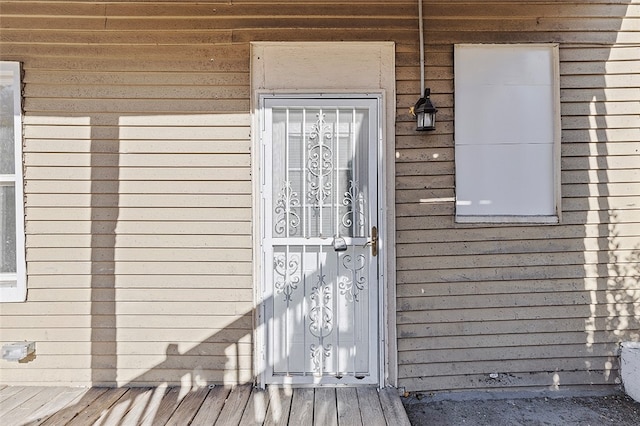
xmin=261 ymin=96 xmax=380 ymax=386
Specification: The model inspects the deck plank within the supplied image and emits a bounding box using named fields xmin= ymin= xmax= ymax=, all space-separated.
xmin=166 ymin=387 xmax=210 ymax=426
xmin=66 ymin=388 xmax=129 ymax=426
xmin=12 ymin=387 xmax=87 ymax=426
xmin=138 ymin=387 xmax=172 ymax=426
xmin=0 ymin=386 xmax=26 ymax=404
xmin=115 ymin=387 xmax=156 ymax=426
xmin=336 ymin=387 xmax=362 ymax=426
xmin=239 ymin=386 xmax=270 ymax=425
xmin=214 ymin=384 xmax=252 ymax=425
xmin=38 ymin=387 xmax=108 ymax=425
xmin=378 ymin=387 xmax=411 ymax=426
xmin=190 ymin=385 xmax=231 ymax=426
xmin=1 ymin=387 xmax=46 ymax=418
xmin=288 ymin=388 xmax=314 ymax=426
xmin=141 ymin=387 xmax=183 ymax=425
xmin=4 ymin=387 xmax=70 ymax=426
xmin=96 ymin=388 xmax=143 ymax=426
xmin=0 ymin=385 xmax=410 ymax=426
xmin=26 ymin=388 xmax=93 ymax=426
xmin=314 ymin=388 xmax=338 ymax=426
xmin=355 ymin=388 xmax=386 ymax=426
xmin=263 ymin=386 xmax=293 ymax=426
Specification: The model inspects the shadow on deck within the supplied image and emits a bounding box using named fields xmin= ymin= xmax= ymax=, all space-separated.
xmin=0 ymin=384 xmax=411 ymax=425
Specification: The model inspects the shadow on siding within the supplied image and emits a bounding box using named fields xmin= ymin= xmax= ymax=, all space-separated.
xmin=90 ymin=115 xmax=120 ymax=387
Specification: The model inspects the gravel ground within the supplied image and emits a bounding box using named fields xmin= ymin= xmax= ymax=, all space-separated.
xmin=403 ymin=392 xmax=640 ymax=426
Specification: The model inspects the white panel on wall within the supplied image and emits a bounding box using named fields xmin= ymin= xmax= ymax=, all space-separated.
xmin=455 ymin=84 xmax=555 ymax=145
xmin=455 ymin=45 xmax=554 ymax=86
xmin=454 ymin=44 xmax=560 ymax=222
xmin=456 ymin=143 xmax=555 ymax=216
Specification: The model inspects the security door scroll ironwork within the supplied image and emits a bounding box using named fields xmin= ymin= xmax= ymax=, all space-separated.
xmin=263 ymin=97 xmax=379 ymax=385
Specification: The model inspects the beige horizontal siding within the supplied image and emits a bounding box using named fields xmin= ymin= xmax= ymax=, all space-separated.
xmin=0 ymin=0 xmax=255 ymax=386
xmin=25 ymin=167 xmax=250 ymax=181
xmin=25 ymin=274 xmax=251 ymax=289
xmin=391 ymin=1 xmax=640 ymax=393
xmin=26 ymin=247 xmax=252 ymax=261
xmin=0 ymin=0 xmax=638 ymax=392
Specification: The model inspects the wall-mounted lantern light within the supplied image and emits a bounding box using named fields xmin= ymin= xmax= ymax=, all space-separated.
xmin=413 ymin=88 xmax=437 ymax=131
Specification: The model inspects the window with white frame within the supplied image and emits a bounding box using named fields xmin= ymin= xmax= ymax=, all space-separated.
xmin=1 ymin=61 xmax=26 ymax=302
xmin=454 ymin=44 xmax=561 ymax=223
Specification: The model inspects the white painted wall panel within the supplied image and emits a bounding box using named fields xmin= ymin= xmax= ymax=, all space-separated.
xmin=454 ymin=44 xmax=560 ymax=220
xmin=456 ymin=143 xmax=555 ymax=216
xmin=456 ymin=45 xmax=554 ymax=86
xmin=455 ymin=84 xmax=555 ymax=145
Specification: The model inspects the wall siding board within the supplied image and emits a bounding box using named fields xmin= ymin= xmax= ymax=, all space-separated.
xmin=398 ymin=265 xmax=638 ymax=285
xmin=399 ymin=359 xmax=619 ymax=380
xmin=399 ymin=330 xmax=640 ymax=352
xmin=25 ymin=180 xmax=252 ymax=194
xmin=396 ymin=238 xmax=640 ymax=256
xmin=397 ymin=292 xmax=639 ymax=311
xmin=399 ymin=312 xmax=638 ymax=334
xmin=0 ymin=0 xmax=638 ymax=393
xmin=398 ymin=280 xmax=639 ymax=298
xmin=25 ymin=167 xmax=251 ymax=181
xmin=403 ymin=372 xmax=618 ymax=394
xmin=399 ymin=343 xmax=623 ymax=364
xmin=25 ymin=274 xmax=251 ymax=289
xmin=25 ymin=222 xmax=252 ymax=235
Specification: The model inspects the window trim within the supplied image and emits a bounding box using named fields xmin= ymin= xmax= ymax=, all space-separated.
xmin=0 ymin=61 xmax=26 ymax=302
xmin=453 ymin=43 xmax=562 ymax=224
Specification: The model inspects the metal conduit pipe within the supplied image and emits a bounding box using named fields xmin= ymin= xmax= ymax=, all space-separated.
xmin=418 ymin=0 xmax=425 ymax=95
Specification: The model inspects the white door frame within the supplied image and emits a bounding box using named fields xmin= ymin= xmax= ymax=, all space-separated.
xmin=250 ymin=41 xmax=398 ymax=388
xmin=254 ymin=93 xmax=388 ymax=387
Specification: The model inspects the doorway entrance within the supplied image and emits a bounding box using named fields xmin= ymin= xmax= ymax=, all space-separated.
xmin=260 ymin=96 xmax=382 ymax=386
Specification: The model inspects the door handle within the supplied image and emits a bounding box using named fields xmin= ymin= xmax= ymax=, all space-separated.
xmin=365 ymin=226 xmax=378 ymax=257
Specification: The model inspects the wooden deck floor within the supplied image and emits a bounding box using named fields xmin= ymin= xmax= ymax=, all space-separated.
xmin=0 ymin=384 xmax=411 ymax=426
